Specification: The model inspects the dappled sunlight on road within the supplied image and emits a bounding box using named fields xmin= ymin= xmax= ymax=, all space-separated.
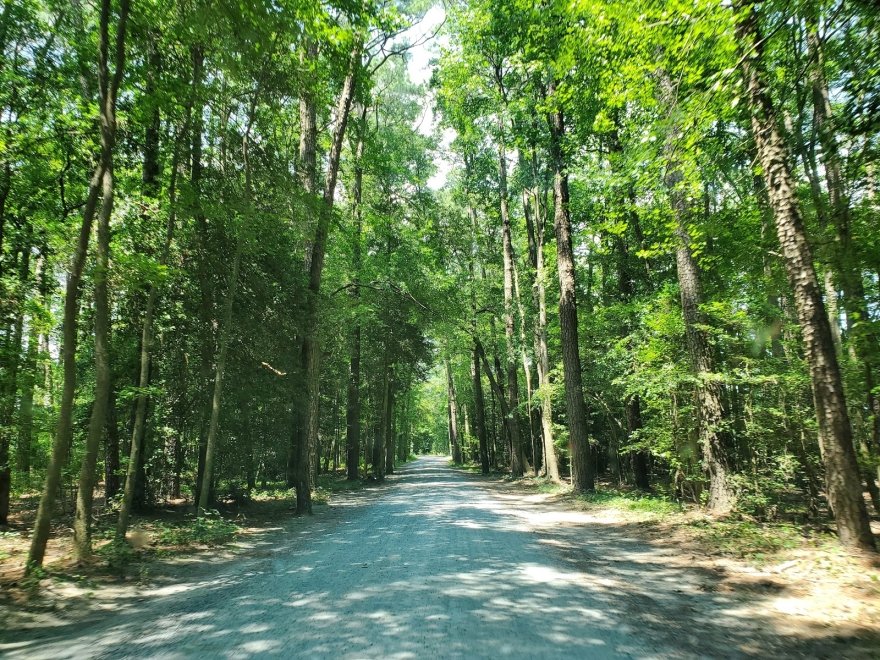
xmin=5 ymin=456 xmax=878 ymax=659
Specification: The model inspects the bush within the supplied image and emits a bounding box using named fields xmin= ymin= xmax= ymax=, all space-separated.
xmin=577 ymin=489 xmax=681 ymax=516
xmin=153 ymin=511 xmax=240 ymax=547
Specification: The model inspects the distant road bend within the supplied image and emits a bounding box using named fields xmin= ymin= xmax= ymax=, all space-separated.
xmin=5 ymin=457 xmax=835 ymax=658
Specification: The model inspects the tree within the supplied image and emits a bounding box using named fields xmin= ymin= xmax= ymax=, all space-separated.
xmin=735 ymin=0 xmax=875 ymax=551
xmin=28 ymin=0 xmax=130 ymax=571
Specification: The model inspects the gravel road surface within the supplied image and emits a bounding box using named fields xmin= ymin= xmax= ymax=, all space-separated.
xmin=2 ymin=456 xmax=839 ymax=658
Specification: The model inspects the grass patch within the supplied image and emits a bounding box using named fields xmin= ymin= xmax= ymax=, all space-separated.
xmin=532 ymin=480 xmax=570 ymax=495
xmin=249 ymin=484 xmax=294 ymax=501
xmin=687 ymin=518 xmax=810 ymax=561
xmin=313 ymin=472 xmax=369 ymax=504
xmin=448 ymin=461 xmax=482 ymax=473
xmin=575 ymin=489 xmax=681 ymax=516
xmin=147 ymin=511 xmax=240 ymax=548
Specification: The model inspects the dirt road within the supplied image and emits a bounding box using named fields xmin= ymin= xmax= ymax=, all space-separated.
xmin=2 ymin=456 xmax=872 ymax=658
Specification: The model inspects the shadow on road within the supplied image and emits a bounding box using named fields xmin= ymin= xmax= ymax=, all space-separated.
xmin=3 ymin=457 xmax=878 ymax=659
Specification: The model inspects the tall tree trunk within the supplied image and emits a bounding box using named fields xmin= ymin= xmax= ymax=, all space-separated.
xmin=472 ymin=344 xmax=489 ymax=475
xmin=0 ymin=243 xmax=28 ymax=524
xmin=190 ymin=45 xmax=213 ymax=509
xmin=446 ymin=356 xmax=462 ymax=463
xmin=807 ymin=15 xmax=880 ymax=453
xmin=73 ymin=155 xmax=115 ymax=562
xmin=523 ymin=172 xmax=560 ymax=482
xmin=736 ymin=1 xmax=875 ymax=551
xmin=513 ymin=257 xmax=538 ymax=474
xmin=196 ymin=241 xmax=241 ymax=516
xmin=465 ymin=156 xmax=491 ymax=476
xmin=497 ymin=127 xmax=525 ymax=477
xmin=293 ymin=40 xmax=360 ymax=514
xmin=385 ymin=382 xmax=395 ymax=475
xmin=673 ymin=216 xmax=735 ymax=512
xmin=287 ymin=42 xmax=318 ymax=492
xmin=546 ymin=96 xmax=594 ymax=491
xmin=346 ymin=107 xmax=367 ymax=481
xmin=196 ymin=101 xmax=256 ymax=516
xmin=475 ymin=339 xmax=520 ymax=471
xmin=658 ymin=70 xmax=734 ymax=511
xmin=27 ymin=0 xmax=130 ymax=571
xmin=116 ymin=123 xmax=185 ymax=540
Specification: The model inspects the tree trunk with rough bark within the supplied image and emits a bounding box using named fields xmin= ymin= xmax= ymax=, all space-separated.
xmin=385 ymin=383 xmax=395 ymax=475
xmin=197 ymin=240 xmax=241 ymax=516
xmin=496 ymin=127 xmax=525 ymax=477
xmin=546 ymin=96 xmax=594 ymax=492
xmin=658 ymin=69 xmax=734 ymax=512
xmin=190 ymin=45 xmax=214 ymax=510
xmin=806 ymin=15 xmax=880 ymax=455
xmin=472 ymin=343 xmax=489 ymax=475
xmin=736 ymin=0 xmax=875 ymax=551
xmin=196 ymin=102 xmax=255 ymax=516
xmin=73 ymin=143 xmax=115 ymax=561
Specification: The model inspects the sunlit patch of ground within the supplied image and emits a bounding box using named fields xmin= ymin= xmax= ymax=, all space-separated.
xmin=492 ymin=471 xmax=880 ymax=647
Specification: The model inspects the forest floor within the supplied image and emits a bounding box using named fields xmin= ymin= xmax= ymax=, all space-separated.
xmin=0 ymin=470 xmax=366 ymax=597
xmin=2 ymin=456 xmax=880 ymax=658
xmin=495 ymin=472 xmax=880 ymax=647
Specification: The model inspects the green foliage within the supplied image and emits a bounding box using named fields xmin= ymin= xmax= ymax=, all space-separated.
xmin=97 ymin=539 xmax=138 ymax=568
xmin=576 ymin=489 xmax=682 ymax=517
xmin=688 ymin=519 xmax=806 ymax=560
xmin=313 ymin=473 xmax=368 ymax=505
xmin=2 ymin=0 xmax=879 ymax=575
xmin=152 ymin=512 xmax=240 ymax=548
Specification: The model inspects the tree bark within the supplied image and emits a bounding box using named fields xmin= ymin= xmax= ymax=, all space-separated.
xmin=806 ymin=15 xmax=880 ymax=454
xmin=346 ymin=106 xmax=367 ymax=481
xmin=497 ymin=127 xmax=525 ymax=477
xmin=190 ymin=45 xmax=214 ymax=510
xmin=0 ymin=237 xmax=28 ymax=525
xmin=523 ymin=167 xmax=560 ymax=482
xmin=73 ymin=155 xmax=114 ymax=561
xmin=673 ymin=216 xmax=735 ymax=512
xmin=736 ymin=0 xmax=875 ymax=551
xmin=27 ymin=0 xmax=130 ymax=571
xmin=446 ymin=356 xmax=462 ymax=463
xmin=385 ymin=382 xmax=395 ymax=475
xmin=116 ymin=122 xmax=185 ymax=540
xmin=293 ymin=40 xmax=360 ymax=514
xmin=657 ymin=69 xmax=734 ymax=511
xmin=196 ymin=240 xmax=241 ymax=516
xmin=116 ymin=71 xmax=188 ymax=541
xmin=195 ymin=100 xmax=256 ymax=516
xmin=546 ymin=96 xmax=594 ymax=491
xmin=472 ymin=344 xmax=490 ymax=475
